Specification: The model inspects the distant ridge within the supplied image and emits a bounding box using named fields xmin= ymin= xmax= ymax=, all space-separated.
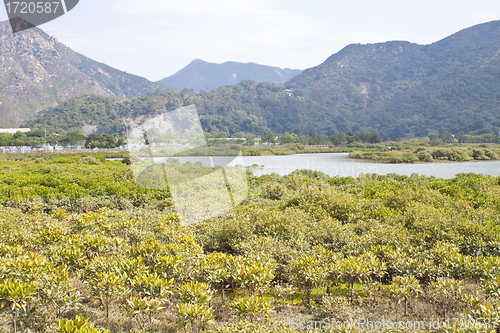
xmin=157 ymin=59 xmax=302 ymax=92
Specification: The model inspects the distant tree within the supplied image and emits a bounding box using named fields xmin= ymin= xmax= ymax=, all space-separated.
xmin=62 ymin=132 xmax=86 ymax=147
xmin=13 ymin=131 xmax=27 ymax=140
xmin=232 ymin=132 xmax=245 ymax=138
xmin=353 ymin=129 xmax=381 ymax=143
xmin=116 ymin=137 xmax=126 ymax=147
xmin=370 ymin=131 xmax=382 ymax=143
xmin=13 ymin=132 xmax=28 ymax=147
xmin=354 ymin=129 xmax=373 ymax=142
xmin=26 ymin=128 xmax=45 ymax=138
xmin=85 ymin=134 xmax=106 ymax=149
xmin=439 ymin=131 xmax=455 ymax=143
xmin=429 ymin=134 xmax=440 ymax=146
xmin=279 ymin=132 xmax=298 ymax=144
xmin=329 ymin=132 xmax=347 ymax=145
xmin=103 ymin=134 xmax=118 ymax=148
xmin=0 ymin=133 xmax=13 ymax=146
xmin=346 ymin=131 xmax=355 ymax=144
xmin=261 ymin=135 xmax=276 ymax=144
xmin=47 ymin=133 xmax=61 ymax=146
xmin=26 ymin=137 xmax=42 ymax=149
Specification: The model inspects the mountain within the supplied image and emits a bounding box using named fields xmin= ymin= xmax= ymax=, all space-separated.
xmin=0 ymin=21 xmax=162 ymax=127
xmin=285 ymin=20 xmax=500 ymax=138
xmin=28 ymin=21 xmax=500 ymax=139
xmin=157 ymin=59 xmax=302 ymax=92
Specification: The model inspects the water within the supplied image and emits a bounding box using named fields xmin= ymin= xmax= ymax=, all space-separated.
xmin=163 ymin=153 xmax=500 ymax=179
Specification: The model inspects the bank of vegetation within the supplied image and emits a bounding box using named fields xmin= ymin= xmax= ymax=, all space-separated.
xmin=349 ymin=145 xmax=500 ymax=164
xmin=0 ymin=156 xmax=499 ymax=332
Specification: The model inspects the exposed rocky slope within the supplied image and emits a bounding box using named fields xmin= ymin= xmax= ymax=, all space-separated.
xmin=0 ymin=21 xmax=161 ymax=127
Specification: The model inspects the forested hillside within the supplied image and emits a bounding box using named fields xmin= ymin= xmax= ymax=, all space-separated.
xmin=288 ymin=20 xmax=500 ymax=138
xmin=28 ymin=21 xmax=500 ymax=139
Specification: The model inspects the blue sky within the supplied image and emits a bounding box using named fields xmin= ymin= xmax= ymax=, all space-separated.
xmin=2 ymin=0 xmax=500 ymax=81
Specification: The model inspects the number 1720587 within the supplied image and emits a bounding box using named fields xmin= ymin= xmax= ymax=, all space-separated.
xmin=5 ymin=2 xmax=61 ymax=14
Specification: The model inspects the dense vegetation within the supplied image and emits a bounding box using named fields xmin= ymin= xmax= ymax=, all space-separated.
xmin=285 ymin=20 xmax=500 ymax=138
xmin=0 ymin=154 xmax=499 ymax=332
xmin=27 ymin=21 xmax=500 ymax=140
xmin=350 ymin=145 xmax=500 ymax=163
xmin=0 ymin=130 xmax=125 ymax=149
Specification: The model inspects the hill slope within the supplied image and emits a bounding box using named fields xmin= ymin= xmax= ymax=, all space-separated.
xmin=286 ymin=20 xmax=500 ymax=137
xmin=0 ymin=21 xmax=162 ymax=127
xmin=157 ymin=59 xmax=302 ymax=92
xmin=28 ymin=21 xmax=500 ymax=138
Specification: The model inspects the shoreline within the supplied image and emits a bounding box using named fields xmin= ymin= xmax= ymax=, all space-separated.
xmin=349 ymin=157 xmax=500 ymax=164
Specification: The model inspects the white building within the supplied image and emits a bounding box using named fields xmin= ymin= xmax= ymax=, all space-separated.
xmin=0 ymin=128 xmax=30 ymax=134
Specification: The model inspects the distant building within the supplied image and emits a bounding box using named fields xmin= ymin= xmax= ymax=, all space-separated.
xmin=0 ymin=128 xmax=30 ymax=134
xmin=208 ymin=138 xmax=246 ymax=142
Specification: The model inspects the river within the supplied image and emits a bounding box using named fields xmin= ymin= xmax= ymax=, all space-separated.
xmin=166 ymin=153 xmax=500 ymax=179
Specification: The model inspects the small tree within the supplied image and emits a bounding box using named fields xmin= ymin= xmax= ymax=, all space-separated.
xmin=388 ymin=276 xmax=422 ymax=319
xmin=125 ymin=272 xmax=173 ymax=331
xmin=289 ymin=254 xmax=326 ymax=308
xmin=176 ymin=281 xmax=214 ymax=333
xmin=130 ymin=271 xmax=174 ymax=300
xmin=230 ymin=295 xmax=274 ymax=322
xmin=0 ymin=279 xmax=39 ymax=333
xmin=235 ymin=260 xmax=275 ymax=297
xmin=430 ymin=277 xmax=463 ymax=321
xmin=41 ymin=275 xmax=82 ymax=319
xmin=272 ymin=283 xmax=296 ymax=309
xmin=87 ymin=270 xmax=127 ymax=320
xmin=201 ymin=252 xmax=234 ymax=302
xmin=178 ymin=281 xmax=213 ymax=304
xmin=484 ymin=275 xmax=500 ymax=299
xmin=124 ymin=296 xmax=166 ymax=331
xmin=339 ymin=252 xmax=385 ymax=304
xmin=56 ymin=315 xmax=109 ymax=333
xmin=176 ymin=303 xmax=214 ymax=333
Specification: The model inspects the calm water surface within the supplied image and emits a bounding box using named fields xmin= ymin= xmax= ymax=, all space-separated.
xmin=170 ymin=153 xmax=500 ymax=179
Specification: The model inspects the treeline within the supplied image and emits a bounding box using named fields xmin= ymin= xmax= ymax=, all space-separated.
xmin=350 ymin=146 xmax=500 ymax=163
xmin=207 ymin=128 xmax=384 ymax=146
xmin=7 ymin=127 xmax=498 ymax=155
xmin=275 ymin=129 xmax=383 ymax=145
xmin=26 ymin=76 xmax=500 ymax=142
xmin=457 ymin=132 xmax=500 ymax=144
xmin=0 ymin=130 xmax=126 ymax=149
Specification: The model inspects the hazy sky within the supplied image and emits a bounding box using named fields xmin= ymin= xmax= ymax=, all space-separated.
xmin=2 ymin=0 xmax=500 ymax=81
